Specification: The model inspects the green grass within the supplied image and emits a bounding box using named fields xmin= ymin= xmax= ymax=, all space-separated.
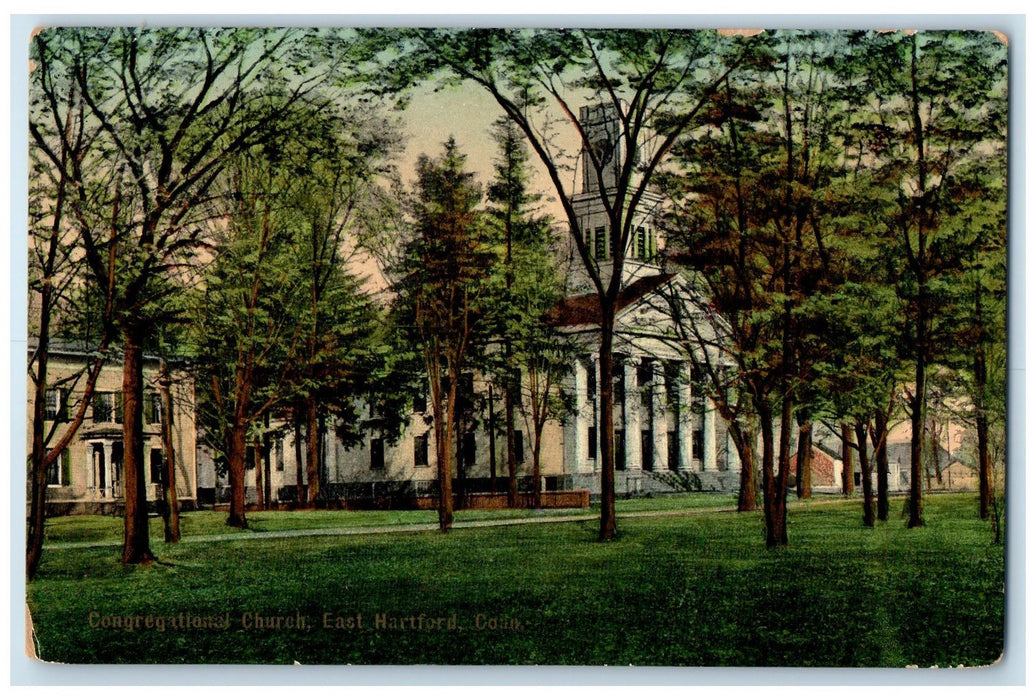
xmin=27 ymin=493 xmax=1003 ymax=667
xmin=41 ymin=492 xmax=735 ymax=544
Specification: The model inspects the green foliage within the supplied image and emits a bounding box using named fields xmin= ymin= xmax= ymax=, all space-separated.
xmin=483 ymin=119 xmax=579 ymax=436
xmin=29 ymin=494 xmax=1002 ymax=666
xmin=189 ymin=99 xmax=401 ymax=463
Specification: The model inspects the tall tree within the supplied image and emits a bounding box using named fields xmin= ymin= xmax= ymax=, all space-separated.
xmin=191 ymin=148 xmax=309 ymax=528
xmin=27 ymin=33 xmax=118 ymax=577
xmin=363 ymin=28 xmax=760 ymax=540
xmin=394 ymin=138 xmax=492 ymax=532
xmin=32 ymin=27 xmax=340 ymax=562
xmin=857 ymin=31 xmax=1007 ymax=528
xmin=485 ymin=118 xmax=576 ymax=508
xmin=663 ymin=31 xmax=851 ymax=545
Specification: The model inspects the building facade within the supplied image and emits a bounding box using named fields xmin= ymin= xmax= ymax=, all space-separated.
xmin=200 ymin=103 xmax=738 ymax=505
xmin=27 ymin=345 xmax=198 ymax=515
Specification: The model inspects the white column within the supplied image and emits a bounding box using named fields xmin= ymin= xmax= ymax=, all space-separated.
xmin=652 ymin=363 xmax=668 ymax=470
xmin=679 ymin=363 xmax=693 ymax=471
xmin=86 ymin=443 xmax=95 ymax=488
xmin=624 ymin=360 xmax=641 ymax=471
xmin=703 ymin=398 xmax=718 ymax=471
xmin=103 ymin=440 xmax=114 ymax=496
xmin=564 ymin=362 xmax=584 ymax=474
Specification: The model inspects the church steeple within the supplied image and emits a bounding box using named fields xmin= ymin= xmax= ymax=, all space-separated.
xmin=570 ymin=103 xmax=662 ymax=282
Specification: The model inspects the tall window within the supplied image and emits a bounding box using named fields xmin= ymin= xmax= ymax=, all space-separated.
xmin=45 ymin=389 xmax=66 ymax=421
xmin=92 ymin=392 xmax=122 ymax=424
xmin=615 ymin=430 xmax=625 ymax=471
xmin=664 ymin=361 xmax=681 ymax=406
xmin=587 ymin=425 xmax=597 ymax=460
xmin=46 ymin=448 xmax=72 ymax=486
xmin=414 ymin=432 xmax=429 ymax=467
xmin=692 ymin=429 xmax=704 ymax=461
xmin=514 ymin=430 xmax=524 ymax=465
xmin=585 ymin=359 xmax=596 ymax=402
xmin=667 ymin=431 xmax=679 ymax=471
xmin=690 ymin=366 xmax=705 ymax=413
xmin=613 ymin=356 xmax=626 ymax=405
xmin=462 ymin=432 xmax=476 ymax=467
xmin=145 ymin=392 xmax=162 ymax=424
xmin=641 ymin=430 xmax=654 ymax=472
xmin=150 ymin=448 xmax=164 ymax=484
xmin=370 ymin=437 xmax=385 ymax=471
xmin=594 ymin=226 xmax=606 ymax=259
xmin=637 ymin=358 xmax=653 ymax=387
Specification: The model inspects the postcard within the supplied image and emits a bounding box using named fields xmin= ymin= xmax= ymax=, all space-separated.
xmin=22 ymin=23 xmax=1009 ymax=672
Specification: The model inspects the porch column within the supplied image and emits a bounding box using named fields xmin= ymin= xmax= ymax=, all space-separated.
xmin=620 ymin=360 xmax=637 ymax=474
xmin=102 ymin=440 xmax=114 ymax=496
xmin=679 ymin=362 xmax=693 ymax=471
xmin=652 ymin=362 xmax=668 ymax=471
xmin=703 ymin=398 xmax=718 ymax=471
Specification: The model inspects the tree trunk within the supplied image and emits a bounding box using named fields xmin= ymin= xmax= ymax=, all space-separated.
xmin=435 ymin=368 xmax=456 ymax=532
xmin=758 ymin=402 xmax=781 ymax=547
xmin=27 ymin=283 xmax=54 ymax=579
xmin=306 ymin=397 xmax=320 ymax=506
xmin=121 ymin=325 xmax=154 ymax=564
xmin=730 ymin=422 xmax=757 ymax=512
xmin=774 ymin=394 xmax=793 ymax=546
xmin=159 ymin=360 xmax=180 ymax=543
xmin=597 ymin=302 xmax=617 ymax=541
xmin=872 ymin=406 xmax=891 ymax=522
xmin=263 ymin=433 xmax=273 ymax=510
xmin=488 ymin=385 xmax=498 ymax=493
xmin=253 ymin=434 xmax=265 ymax=511
xmin=855 ymin=420 xmax=875 ymax=527
xmin=504 ymin=382 xmax=518 ymax=508
xmin=840 ymin=423 xmax=855 ymax=496
xmin=908 ymin=358 xmax=926 ymax=528
xmin=455 ymin=408 xmax=466 ymax=508
xmin=974 ymin=288 xmax=992 ymax=520
xmin=929 ymin=417 xmax=943 ymax=486
xmin=294 ymin=414 xmax=305 ymax=507
xmin=795 ymin=414 xmax=813 ymax=499
xmin=532 ymin=425 xmax=543 ymax=509
xmin=227 ymin=421 xmax=249 ymax=528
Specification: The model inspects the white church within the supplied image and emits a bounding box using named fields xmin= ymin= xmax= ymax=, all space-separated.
xmin=199 ymin=105 xmax=739 ymax=507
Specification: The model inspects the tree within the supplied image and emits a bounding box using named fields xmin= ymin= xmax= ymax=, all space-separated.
xmin=485 ymin=119 xmax=577 ymax=507
xmin=855 ymin=31 xmax=1007 ymax=528
xmin=31 ymin=27 xmax=344 ymax=563
xmin=193 ymin=101 xmax=396 ymax=526
xmin=663 ymin=31 xmax=852 ymax=545
xmin=363 ymin=27 xmax=761 ymax=540
xmin=27 ymin=32 xmax=118 ymax=577
xmin=191 ymin=147 xmax=309 ymax=528
xmin=279 ymin=106 xmax=402 ymax=507
xmin=394 ymin=138 xmax=493 ymax=532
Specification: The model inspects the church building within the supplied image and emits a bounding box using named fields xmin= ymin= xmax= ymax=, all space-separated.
xmin=200 ymin=104 xmax=739 ymax=506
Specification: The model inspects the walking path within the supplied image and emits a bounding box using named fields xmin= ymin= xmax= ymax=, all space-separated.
xmin=43 ymin=506 xmax=740 ymax=551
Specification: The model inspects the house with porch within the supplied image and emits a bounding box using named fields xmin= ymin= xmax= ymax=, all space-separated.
xmin=27 ymin=342 xmax=198 ymax=515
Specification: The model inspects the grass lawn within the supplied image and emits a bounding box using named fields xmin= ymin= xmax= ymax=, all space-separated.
xmin=27 ymin=493 xmax=1003 ymax=667
xmin=40 ymin=491 xmax=736 ymax=544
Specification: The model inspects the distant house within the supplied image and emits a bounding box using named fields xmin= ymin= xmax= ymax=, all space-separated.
xmin=27 ymin=343 xmax=198 ymax=515
xmin=789 ymin=445 xmax=841 ymax=492
xmin=939 ymin=460 xmax=979 ymax=491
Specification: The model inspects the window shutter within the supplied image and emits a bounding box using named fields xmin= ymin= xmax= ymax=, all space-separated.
xmin=144 ymin=393 xmax=155 ymax=424
xmin=61 ymin=448 xmax=72 ymax=485
xmin=114 ymin=393 xmax=124 ymax=424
